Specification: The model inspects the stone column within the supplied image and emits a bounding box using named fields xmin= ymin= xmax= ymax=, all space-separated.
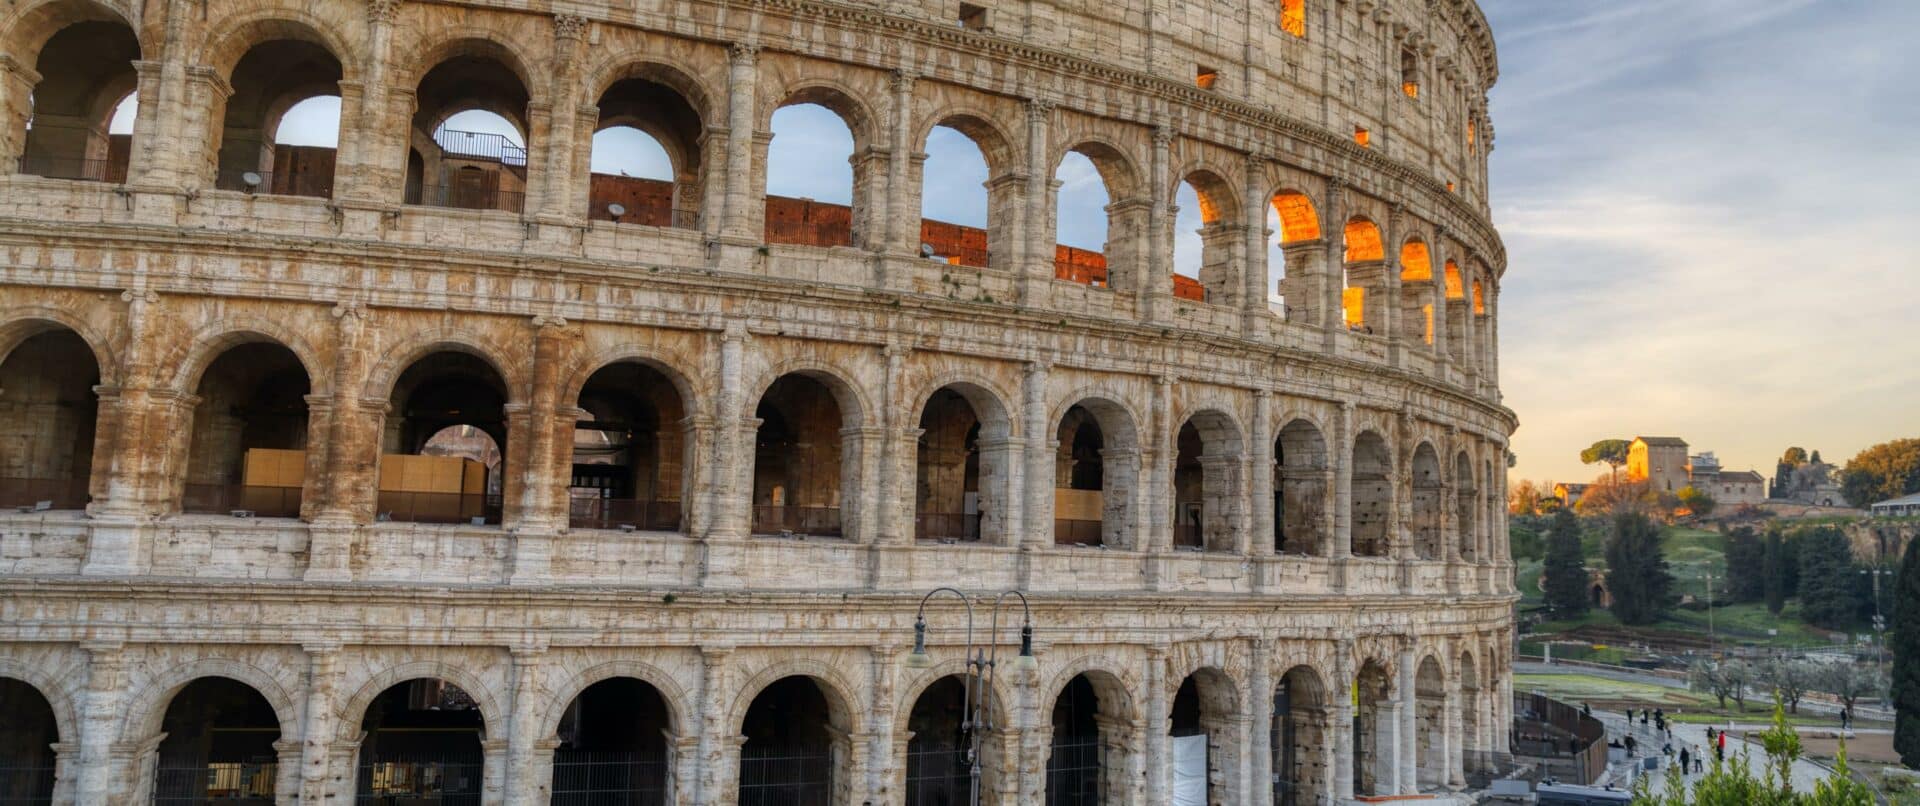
xmin=1242 ymin=155 xmax=1273 ymax=330
xmin=297 ymin=644 xmax=342 ymax=802
xmin=695 ymin=647 xmax=734 ymax=803
xmin=509 ymin=317 xmax=573 ymax=581
xmin=1429 ymin=231 xmax=1452 ymax=361
xmin=1457 ymin=261 xmax=1479 ymax=378
xmin=876 ymin=344 xmax=914 ymax=545
xmin=504 ymin=646 xmax=550 ymax=803
xmin=1277 ymin=241 xmax=1324 ymax=326
xmin=1388 ymin=410 xmax=1411 ymax=564
xmin=704 ymin=323 xmax=750 ymax=540
xmin=1484 ymin=282 xmax=1501 ymax=385
xmin=883 ymin=70 xmax=919 ymax=257
xmin=535 ymin=15 xmax=588 ymax=221
xmin=73 ymin=642 xmax=128 ymax=805
xmin=1331 ymin=640 xmax=1355 ymax=802
xmin=125 ymin=4 xmax=187 ymax=190
xmin=720 ymin=44 xmax=761 ymax=242
xmin=337 ymin=0 xmax=401 ymax=204
xmin=1397 ymin=641 xmax=1417 ymax=794
xmin=865 ymin=646 xmax=900 ymax=804
xmin=1248 ymin=638 xmax=1275 ymax=806
xmin=1380 ymin=206 xmax=1405 ymax=361
xmin=1319 ymin=178 xmax=1346 ymax=342
xmin=1143 ymin=644 xmax=1170 ymax=806
xmin=1018 ymin=100 xmax=1055 ymax=305
xmin=0 ymin=55 xmax=40 ymax=174
xmin=1139 ymin=125 xmax=1175 ymax=324
xmin=480 ymin=737 xmax=509 ymax=805
xmin=1145 ymin=375 xmax=1175 ymax=557
xmin=307 ymin=302 xmax=376 ymax=581
xmin=1445 ymin=664 xmax=1465 ymax=790
xmin=178 ymin=66 xmax=233 ymax=187
xmin=1331 ymin=402 xmax=1354 ymax=560
xmin=1021 ymin=361 xmax=1053 ymax=550
xmin=1249 ymin=390 xmax=1275 ymax=562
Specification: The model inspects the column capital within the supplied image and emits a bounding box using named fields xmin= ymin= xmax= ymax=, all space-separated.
xmin=366 ymin=0 xmax=402 ymax=25
xmin=729 ymin=42 xmax=761 ymax=65
xmin=553 ymin=13 xmax=588 ymax=40
xmin=1152 ymin=125 xmax=1176 ymax=147
xmin=890 ymin=68 xmax=918 ymax=92
xmin=1025 ymin=98 xmax=1056 ymax=122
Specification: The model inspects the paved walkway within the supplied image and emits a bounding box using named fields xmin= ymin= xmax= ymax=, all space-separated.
xmin=1595 ymin=709 xmax=1834 ymax=794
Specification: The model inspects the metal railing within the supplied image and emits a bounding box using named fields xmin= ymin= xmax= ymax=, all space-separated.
xmin=1044 ymin=736 xmax=1105 ymax=806
xmin=0 ymin=763 xmax=55 ymax=806
xmin=550 ymin=751 xmax=667 ymax=805
xmin=903 ymin=746 xmax=971 ymax=806
xmin=913 ymin=512 xmax=981 ymax=542
xmin=213 ymin=168 xmax=331 ymax=199
xmin=412 ymin=184 xmax=526 ymax=214
xmin=749 ymin=505 xmax=842 ymax=537
xmin=375 ymin=492 xmax=501 ymax=525
xmin=15 ymin=155 xmax=123 ymax=182
xmin=152 ymin=761 xmax=277 ymax=804
xmin=736 ymin=751 xmax=832 ymax=806
xmin=355 ymin=758 xmax=482 ymax=804
xmin=181 ymin=484 xmax=301 ymax=518
xmin=432 ymin=128 xmax=527 ymax=167
xmin=0 ymin=477 xmax=88 ymax=511
xmin=1053 ymin=519 xmax=1103 ymax=546
xmin=568 ymin=498 xmax=683 ymax=532
xmin=1512 ymin=692 xmax=1608 ymax=785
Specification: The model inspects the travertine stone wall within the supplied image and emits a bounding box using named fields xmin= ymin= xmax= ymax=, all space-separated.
xmin=0 ymin=0 xmax=1515 ymax=803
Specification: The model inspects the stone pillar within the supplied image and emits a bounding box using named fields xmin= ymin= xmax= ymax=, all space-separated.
xmin=1143 ymin=645 xmax=1170 ymax=806
xmin=1388 ymin=410 xmax=1411 ymax=564
xmin=536 ymin=15 xmax=588 ymax=221
xmin=985 ymin=172 xmax=1028 ymax=271
xmin=1331 ymin=402 xmax=1354 ymax=560
xmin=1248 ymin=390 xmax=1275 ymax=560
xmin=1021 ymin=361 xmax=1053 ymax=549
xmin=504 ymin=646 xmax=550 ymax=803
xmin=1331 ymin=641 xmax=1355 ymax=802
xmin=297 ymin=644 xmax=342 ymax=802
xmin=704 ymin=323 xmax=750 ymax=540
xmin=1145 ymin=375 xmax=1175 ymax=557
xmin=1380 ymin=206 xmax=1405 ymax=360
xmin=1277 ymin=241 xmax=1324 ymax=326
xmin=1445 ymin=665 xmax=1465 ymax=790
xmin=1429 ymin=231 xmax=1452 ymax=361
xmin=178 ymin=66 xmax=233 ymax=188
xmin=883 ymin=70 xmax=919 ymax=257
xmin=1457 ymin=262 xmax=1479 ymax=378
xmin=507 ymin=318 xmax=572 ymax=579
xmin=721 ymin=44 xmax=761 ymax=242
xmin=307 ymin=302 xmax=375 ymax=581
xmin=695 ymin=647 xmax=734 ymax=803
xmin=336 ymin=0 xmax=400 ymax=204
xmin=1319 ymin=179 xmax=1346 ymax=341
xmin=126 ymin=4 xmax=188 ymax=190
xmin=1139 ymin=126 xmax=1175 ymax=324
xmin=480 ymin=737 xmax=509 ymax=805
xmin=0 ymin=55 xmax=40 ymax=174
xmin=1248 ymin=638 xmax=1275 ymax=806
xmin=876 ymin=344 xmax=914 ymax=545
xmin=1484 ymin=282 xmax=1501 ymax=386
xmin=73 ymin=642 xmax=128 ymax=805
xmin=1019 ymin=100 xmax=1055 ymax=305
xmin=1397 ymin=642 xmax=1417 ymax=794
xmin=1242 ymin=155 xmax=1273 ymax=330
xmin=865 ymin=646 xmax=899 ymax=804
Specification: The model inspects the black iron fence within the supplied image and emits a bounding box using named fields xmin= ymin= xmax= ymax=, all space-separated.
xmin=354 ymin=757 xmax=482 ymax=805
xmin=903 ymin=746 xmax=971 ymax=806
xmin=913 ymin=512 xmax=981 ymax=542
xmin=550 ymin=750 xmax=667 ymax=805
xmin=413 ymin=184 xmax=526 ymax=214
xmin=737 ymin=750 xmax=831 ymax=806
xmin=0 ymin=763 xmax=54 ymax=806
xmin=15 ymin=155 xmax=123 ymax=182
xmin=750 ymin=505 xmax=842 ymax=537
xmin=375 ymin=492 xmax=501 ymax=525
xmin=1044 ymin=737 xmax=1104 ymax=806
xmin=432 ymin=129 xmax=528 ymax=167
xmin=181 ymin=484 xmax=301 ymax=518
xmin=0 ymin=477 xmax=88 ymax=511
xmin=152 ymin=761 xmax=276 ymax=804
xmin=568 ymin=498 xmax=683 ymax=533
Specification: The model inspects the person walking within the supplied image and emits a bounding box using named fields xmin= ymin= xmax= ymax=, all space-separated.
xmin=1679 ymin=746 xmax=1691 ymax=775
xmin=1625 ymin=735 xmax=1637 ymax=757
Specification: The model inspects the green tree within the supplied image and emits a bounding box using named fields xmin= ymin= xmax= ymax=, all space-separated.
xmin=1840 ymin=437 xmax=1920 ymax=507
xmin=1541 ymin=508 xmax=1590 ymax=617
xmin=1676 ymin=485 xmax=1716 ymax=518
xmin=1797 ymin=526 xmax=1863 ymax=630
xmin=1581 ymin=438 xmax=1631 ymax=484
xmin=1724 ymin=526 xmax=1766 ymax=603
xmin=1763 ymin=527 xmax=1798 ymax=616
xmin=1605 ymin=512 xmax=1672 ymax=625
xmin=1895 ymin=537 xmax=1920 ymax=767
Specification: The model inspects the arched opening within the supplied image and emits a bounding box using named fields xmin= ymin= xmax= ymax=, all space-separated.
xmin=552 ymin=677 xmax=672 ymax=804
xmin=1458 ymin=652 xmax=1482 ymax=776
xmin=1274 ymin=419 xmax=1328 ymax=556
xmin=1590 ymin=583 xmax=1606 ymax=607
xmin=752 ymin=374 xmax=848 ymax=537
xmin=765 ymin=98 xmax=858 ymax=247
xmin=1341 ymin=217 xmax=1384 ymax=333
xmin=151 ymin=677 xmax=281 ymax=804
xmin=0 ymin=327 xmax=99 ymax=510
xmin=1398 ymin=240 xmax=1434 ymax=344
xmin=408 ymin=44 xmax=531 ymax=212
xmin=1052 ymin=146 xmax=1140 ymax=292
xmin=1053 ymin=400 xmax=1138 ymax=547
xmin=1168 ymin=669 xmax=1238 ymax=803
xmin=1268 ymin=189 xmax=1322 ymax=322
xmin=1454 ymin=452 xmax=1478 ymax=562
xmin=1353 ymin=661 xmax=1393 ymax=796
xmin=355 ymin=678 xmax=484 ymax=803
xmin=1046 ymin=673 xmax=1130 ymax=806
xmin=180 ymin=342 xmax=311 ymax=518
xmin=739 ymin=676 xmax=846 ymax=806
xmin=18 ymin=13 xmax=141 ymax=181
xmin=380 ymin=351 xmax=509 ymax=524
xmin=904 ymin=674 xmax=1001 ymax=805
xmin=570 ymin=362 xmax=688 ymax=533
xmin=918 ymin=123 xmax=993 ymax=267
xmin=1414 ymin=657 xmax=1446 ymax=789
xmin=588 ymin=71 xmax=704 ymax=227
xmin=1171 ymin=172 xmax=1235 ymax=304
xmin=1271 ymin=666 xmax=1328 ymax=806
xmin=1172 ymin=412 xmax=1243 ymax=552
xmin=1350 ymin=431 xmax=1391 ymax=557
xmin=1410 ymin=443 xmax=1443 ymax=560
xmin=1442 ymin=260 xmax=1466 ymax=360
xmin=0 ymin=677 xmax=58 ymax=804
xmin=213 ymin=38 xmax=343 ymax=196
xmin=914 ymin=385 xmax=1012 ymax=543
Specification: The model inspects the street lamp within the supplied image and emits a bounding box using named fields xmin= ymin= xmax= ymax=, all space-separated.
xmin=1698 ymin=572 xmax=1717 ymax=656
xmin=904 ymin=587 xmax=1036 ymax=806
xmin=1861 ymin=565 xmax=1894 ymax=662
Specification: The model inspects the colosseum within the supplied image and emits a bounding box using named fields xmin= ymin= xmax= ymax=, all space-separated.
xmin=0 ymin=0 xmax=1514 ymax=802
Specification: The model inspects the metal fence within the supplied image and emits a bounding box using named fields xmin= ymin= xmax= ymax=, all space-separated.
xmin=1044 ymin=737 xmax=1104 ymax=806
xmin=432 ymin=129 xmax=528 ymax=167
xmin=151 ymin=761 xmax=276 ymax=804
xmin=15 ymin=155 xmax=123 ymax=182
xmin=903 ymin=746 xmax=971 ymax=806
xmin=413 ymin=184 xmax=526 ymax=214
xmin=550 ymin=750 xmax=667 ymax=805
xmin=181 ymin=484 xmax=301 ymax=518
xmin=376 ymin=492 xmax=501 ymax=525
xmin=354 ymin=758 xmax=482 ymax=805
xmin=749 ymin=506 xmax=842 ymax=537
xmin=0 ymin=477 xmax=88 ymax=511
xmin=568 ymin=498 xmax=683 ymax=533
xmin=736 ymin=751 xmax=832 ymax=806
xmin=0 ymin=764 xmax=54 ymax=806
xmin=1512 ymin=692 xmax=1607 ymax=785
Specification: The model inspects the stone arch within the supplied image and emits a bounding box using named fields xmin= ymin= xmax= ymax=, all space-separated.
xmin=0 ymin=0 xmax=142 ymax=67
xmin=0 ymin=658 xmax=81 ymax=751
xmin=1172 ymin=406 xmax=1246 ymax=552
xmin=911 ymin=378 xmax=1018 ymax=543
xmin=1169 ymin=664 xmax=1244 ymax=803
xmin=1037 ymin=654 xmax=1140 ymax=725
xmin=1409 ymin=441 xmax=1444 ymax=560
xmin=395 ymin=30 xmax=538 ymax=108
xmin=916 ymin=108 xmax=1020 ymax=181
xmin=584 ymin=57 xmax=719 ymax=129
xmin=164 ymin=318 xmax=328 ymax=397
xmin=197 ymin=10 xmax=356 ymax=82
xmin=585 ymin=58 xmax=714 ymax=227
xmin=118 ymin=658 xmax=300 ymax=747
xmin=892 ymin=660 xmax=1015 ymax=739
xmin=1350 ymin=429 xmax=1394 ymax=557
xmin=200 ymin=13 xmax=350 ymax=195
xmin=1275 ymin=416 xmax=1330 ymax=556
xmin=726 ymin=657 xmax=865 ymax=737
xmin=1171 ymin=164 xmax=1241 ymax=225
xmin=7 ymin=0 xmax=143 ymax=182
xmin=0 ymin=311 xmax=117 ymax=385
xmin=1267 ymin=188 xmax=1322 ymax=244
xmin=1041 ymin=656 xmax=1139 ymax=806
xmin=362 ymin=332 xmax=522 ymax=405
xmin=1049 ymin=392 xmax=1144 ymax=547
xmin=559 ymin=346 xmax=703 ymax=414
xmin=333 ymin=659 xmax=503 ymax=742
xmin=1352 ymin=657 xmax=1396 ymax=797
xmin=1271 ymin=662 xmax=1332 ymax=805
xmin=1413 ymin=654 xmax=1447 ymax=789
xmin=1454 ymin=449 xmax=1479 ymax=562
xmin=1399 ymin=238 xmax=1432 ymax=282
xmin=538 ymin=659 xmax=692 ymax=740
xmin=745 ymin=359 xmax=872 ymax=431
xmin=1054 ymin=137 xmax=1143 ymax=200
xmin=763 ymin=79 xmax=879 ymax=151
xmin=906 ymin=372 xmax=1018 ymax=441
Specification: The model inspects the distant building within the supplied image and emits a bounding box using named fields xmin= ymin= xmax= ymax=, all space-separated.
xmin=1708 ymin=470 xmax=1766 ymax=506
xmin=1627 ymin=436 xmax=1690 ymax=492
xmin=1872 ymin=493 xmax=1920 ymax=517
xmin=1553 ymin=482 xmax=1590 ymax=508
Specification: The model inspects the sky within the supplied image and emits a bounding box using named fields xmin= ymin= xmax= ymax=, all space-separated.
xmin=1478 ymin=0 xmax=1920 ymax=487
xmin=105 ymin=1 xmax=1918 ymax=490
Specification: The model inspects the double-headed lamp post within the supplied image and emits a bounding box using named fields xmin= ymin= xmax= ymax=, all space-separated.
xmin=904 ymin=587 xmax=1037 ymax=806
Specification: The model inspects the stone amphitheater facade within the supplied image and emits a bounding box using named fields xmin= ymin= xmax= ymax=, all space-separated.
xmin=0 ymin=0 xmax=1516 ymax=803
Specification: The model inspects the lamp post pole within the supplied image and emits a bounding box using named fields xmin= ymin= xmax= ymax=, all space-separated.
xmin=907 ymin=587 xmax=1036 ymax=806
xmin=1862 ymin=565 xmax=1893 ymax=663
xmin=1699 ymin=572 xmax=1717 ymax=656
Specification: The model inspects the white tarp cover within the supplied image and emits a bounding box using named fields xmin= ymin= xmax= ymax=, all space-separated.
xmin=1171 ymin=734 xmax=1208 ymax=806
